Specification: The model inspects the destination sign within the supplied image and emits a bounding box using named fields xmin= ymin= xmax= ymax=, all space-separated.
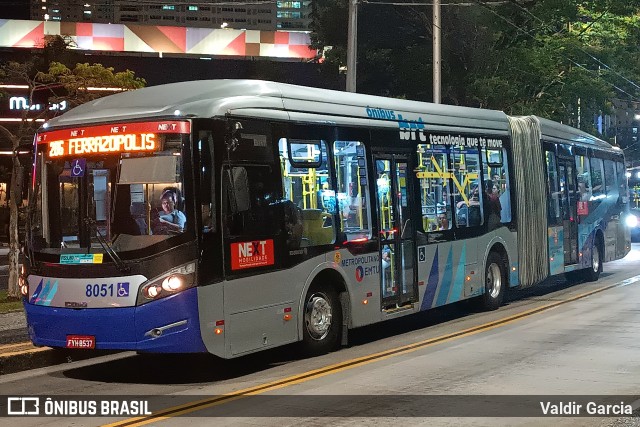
xmin=37 ymin=121 xmax=191 ymax=158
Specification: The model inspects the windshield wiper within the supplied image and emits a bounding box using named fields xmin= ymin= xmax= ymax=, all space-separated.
xmin=83 ymin=218 xmax=130 ymax=273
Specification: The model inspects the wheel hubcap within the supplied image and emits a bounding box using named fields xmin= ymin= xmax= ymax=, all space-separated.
xmin=592 ymin=246 xmax=600 ymax=273
xmin=305 ymin=292 xmax=332 ymax=341
xmin=487 ymin=263 xmax=502 ymax=299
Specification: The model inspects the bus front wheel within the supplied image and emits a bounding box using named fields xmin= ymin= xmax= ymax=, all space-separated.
xmin=482 ymin=252 xmax=506 ymax=311
xmin=301 ymin=284 xmax=342 ymax=355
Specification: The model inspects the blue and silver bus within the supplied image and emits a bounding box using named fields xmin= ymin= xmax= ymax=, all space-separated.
xmin=20 ymin=80 xmax=630 ymax=357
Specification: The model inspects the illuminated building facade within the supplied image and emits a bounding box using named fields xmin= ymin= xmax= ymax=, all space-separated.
xmin=30 ymin=1 xmax=312 ymax=31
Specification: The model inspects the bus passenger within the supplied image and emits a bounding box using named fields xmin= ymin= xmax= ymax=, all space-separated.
xmin=486 ymin=180 xmax=501 ymax=230
xmin=578 ymin=181 xmax=591 ymax=201
xmin=155 ymin=189 xmax=186 ymax=234
xmin=438 ymin=213 xmax=450 ymax=230
xmin=283 ymin=199 xmax=303 ymax=248
xmin=381 ymin=245 xmax=392 ymax=297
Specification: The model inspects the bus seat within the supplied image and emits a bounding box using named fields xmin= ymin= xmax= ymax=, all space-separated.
xmin=301 ymin=209 xmax=333 ymax=245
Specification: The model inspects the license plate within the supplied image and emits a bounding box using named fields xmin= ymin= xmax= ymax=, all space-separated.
xmin=66 ymin=335 xmax=95 ymax=349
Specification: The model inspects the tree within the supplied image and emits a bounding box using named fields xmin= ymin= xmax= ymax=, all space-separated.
xmin=0 ymin=36 xmax=146 ymax=299
xmin=311 ymin=0 xmax=640 ymax=142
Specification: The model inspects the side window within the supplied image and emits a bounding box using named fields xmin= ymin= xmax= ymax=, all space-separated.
xmin=198 ymin=131 xmax=215 ymax=233
xmin=453 ymin=146 xmax=482 ymax=228
xmin=616 ymin=161 xmax=628 ymax=204
xmin=575 ymin=154 xmax=592 ymax=202
xmin=546 ymin=150 xmax=561 ymax=226
xmin=416 ymin=144 xmax=451 ymax=232
xmin=604 ymin=159 xmax=617 ymax=196
xmin=333 ymin=141 xmax=371 ymax=241
xmin=279 ymin=138 xmax=335 ymax=247
xmin=222 ymin=165 xmax=279 ymax=237
xmin=590 ymin=157 xmax=605 ymax=200
xmin=481 ymin=147 xmax=511 ymax=229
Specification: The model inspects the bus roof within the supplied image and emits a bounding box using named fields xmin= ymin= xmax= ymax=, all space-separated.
xmin=534 ymin=116 xmax=619 ymax=153
xmin=42 ymin=79 xmax=510 ymax=134
xmin=40 ymin=80 xmax=619 ymax=154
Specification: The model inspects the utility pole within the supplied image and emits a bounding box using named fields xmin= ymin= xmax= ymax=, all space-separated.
xmin=433 ymin=0 xmax=441 ymax=104
xmin=346 ymin=0 xmax=358 ymax=92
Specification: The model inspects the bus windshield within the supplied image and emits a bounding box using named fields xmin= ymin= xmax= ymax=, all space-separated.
xmin=30 ymin=121 xmax=192 ymax=259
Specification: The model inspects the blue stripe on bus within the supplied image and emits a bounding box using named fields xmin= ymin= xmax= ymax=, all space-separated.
xmin=35 ymin=280 xmax=51 ymax=305
xmin=448 ymin=243 xmax=466 ymax=304
xmin=42 ymin=281 xmax=58 ymax=307
xmin=435 ymin=247 xmax=454 ymax=307
xmin=420 ymin=246 xmax=439 ymax=311
xmin=28 ymin=278 xmax=44 ymax=305
xmin=24 ymin=287 xmax=207 ymax=353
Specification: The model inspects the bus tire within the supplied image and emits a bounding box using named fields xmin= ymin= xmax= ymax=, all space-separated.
xmin=583 ymin=237 xmax=603 ymax=282
xmin=482 ymin=252 xmax=506 ymax=311
xmin=301 ymin=284 xmax=342 ymax=355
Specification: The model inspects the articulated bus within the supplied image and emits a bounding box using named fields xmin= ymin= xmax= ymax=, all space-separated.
xmin=21 ymin=80 xmax=630 ymax=357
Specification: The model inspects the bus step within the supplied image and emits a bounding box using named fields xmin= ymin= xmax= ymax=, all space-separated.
xmin=382 ymin=303 xmax=414 ymax=314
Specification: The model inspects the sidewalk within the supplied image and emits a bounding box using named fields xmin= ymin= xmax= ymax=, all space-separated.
xmin=0 ymin=244 xmax=15 ymax=291
xmin=0 ymin=310 xmax=26 ymax=334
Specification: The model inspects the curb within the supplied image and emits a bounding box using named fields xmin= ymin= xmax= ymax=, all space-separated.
xmin=0 ymin=343 xmax=118 ymax=375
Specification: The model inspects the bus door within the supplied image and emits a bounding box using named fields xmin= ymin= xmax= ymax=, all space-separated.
xmin=374 ymin=154 xmax=418 ymax=309
xmin=558 ymin=159 xmax=578 ymax=265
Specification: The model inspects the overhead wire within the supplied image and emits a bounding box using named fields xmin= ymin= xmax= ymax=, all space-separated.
xmin=470 ymin=0 xmax=640 ymax=101
xmin=507 ymin=1 xmax=640 ymax=95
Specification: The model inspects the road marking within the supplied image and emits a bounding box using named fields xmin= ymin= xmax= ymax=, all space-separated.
xmin=103 ymin=274 xmax=640 ymax=426
xmin=0 ymin=346 xmax=49 ymax=357
xmin=0 ymin=342 xmax=35 ymax=351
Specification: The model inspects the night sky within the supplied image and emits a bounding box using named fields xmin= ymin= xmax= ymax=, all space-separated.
xmin=2 ymin=0 xmax=30 ymax=20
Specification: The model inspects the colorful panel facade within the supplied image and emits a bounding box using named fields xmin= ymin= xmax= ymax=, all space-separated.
xmin=0 ymin=19 xmax=316 ymax=60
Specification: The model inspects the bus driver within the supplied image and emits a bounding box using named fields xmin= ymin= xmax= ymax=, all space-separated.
xmin=155 ymin=189 xmax=186 ymax=233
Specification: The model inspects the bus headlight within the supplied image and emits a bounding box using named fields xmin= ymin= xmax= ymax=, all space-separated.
xmin=19 ymin=265 xmax=28 ymax=297
xmin=162 ymin=275 xmax=184 ymax=292
xmin=137 ymin=262 xmax=196 ymax=305
xmin=19 ymin=275 xmax=29 ymax=297
xmin=626 ymin=214 xmax=638 ymax=228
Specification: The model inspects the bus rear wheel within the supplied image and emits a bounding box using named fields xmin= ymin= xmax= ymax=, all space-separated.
xmin=482 ymin=252 xmax=506 ymax=311
xmin=583 ymin=240 xmax=602 ymax=282
xmin=301 ymin=284 xmax=342 ymax=355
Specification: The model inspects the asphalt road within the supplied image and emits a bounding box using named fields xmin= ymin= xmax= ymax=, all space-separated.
xmin=2 ymin=246 xmax=640 ymax=425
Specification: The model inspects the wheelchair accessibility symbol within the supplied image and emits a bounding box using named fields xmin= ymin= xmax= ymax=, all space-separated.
xmin=117 ymin=282 xmax=130 ymax=297
xmin=71 ymin=159 xmax=86 ymax=177
xmin=418 ymin=246 xmax=426 ymax=263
